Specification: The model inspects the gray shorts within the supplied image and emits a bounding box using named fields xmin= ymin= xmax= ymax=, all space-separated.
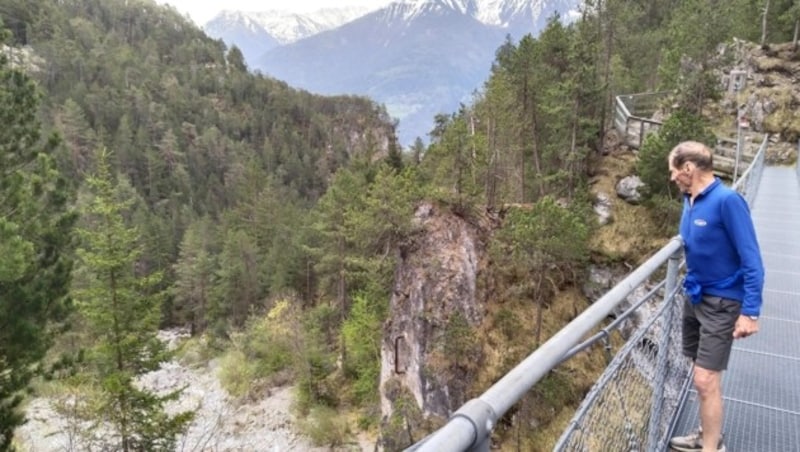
xmin=682 ymin=295 xmax=741 ymax=371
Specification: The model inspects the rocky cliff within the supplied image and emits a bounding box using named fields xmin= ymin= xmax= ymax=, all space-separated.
xmin=379 ymin=202 xmax=497 ymax=424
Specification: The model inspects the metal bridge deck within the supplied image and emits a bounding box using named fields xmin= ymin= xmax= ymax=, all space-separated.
xmin=672 ymin=165 xmax=800 ymax=451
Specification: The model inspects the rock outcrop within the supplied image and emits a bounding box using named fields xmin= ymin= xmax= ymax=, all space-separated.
xmin=379 ymin=202 xmax=496 ymax=422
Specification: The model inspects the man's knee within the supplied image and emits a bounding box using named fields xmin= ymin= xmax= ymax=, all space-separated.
xmin=693 ymin=366 xmax=721 ymax=398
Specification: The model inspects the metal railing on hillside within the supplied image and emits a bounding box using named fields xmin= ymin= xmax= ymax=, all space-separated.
xmin=614 ymin=92 xmax=669 ymax=149
xmin=407 ymin=136 xmax=769 ymax=452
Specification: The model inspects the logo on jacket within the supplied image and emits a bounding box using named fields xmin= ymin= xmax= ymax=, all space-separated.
xmin=694 ymin=219 xmax=708 ymax=226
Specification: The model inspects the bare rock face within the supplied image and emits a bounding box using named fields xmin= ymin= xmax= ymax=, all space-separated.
xmin=593 ymin=192 xmax=614 ymax=225
xmin=616 ymin=175 xmax=644 ymax=204
xmin=379 ymin=203 xmax=493 ymax=423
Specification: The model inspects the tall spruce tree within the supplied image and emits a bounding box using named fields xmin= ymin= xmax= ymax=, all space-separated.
xmin=0 ymin=26 xmax=76 ymax=450
xmin=72 ymin=148 xmax=192 ymax=451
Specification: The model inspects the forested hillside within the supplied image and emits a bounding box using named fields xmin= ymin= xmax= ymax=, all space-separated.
xmin=2 ymin=0 xmax=799 ymax=450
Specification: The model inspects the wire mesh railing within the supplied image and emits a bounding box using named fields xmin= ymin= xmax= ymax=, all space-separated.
xmin=731 ymin=134 xmax=767 ymax=206
xmin=553 ymin=281 xmax=688 ymax=452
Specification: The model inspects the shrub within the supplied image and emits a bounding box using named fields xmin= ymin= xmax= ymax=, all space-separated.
xmin=636 ymin=109 xmax=715 ymax=202
xmin=299 ymin=405 xmax=349 ymax=447
xmin=217 ymin=349 xmax=253 ymax=398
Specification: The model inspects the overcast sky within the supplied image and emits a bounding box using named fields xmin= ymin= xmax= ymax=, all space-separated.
xmin=155 ymin=0 xmax=393 ymax=25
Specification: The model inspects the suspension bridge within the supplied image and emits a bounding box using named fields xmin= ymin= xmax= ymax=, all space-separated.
xmin=407 ymin=106 xmax=800 ymax=451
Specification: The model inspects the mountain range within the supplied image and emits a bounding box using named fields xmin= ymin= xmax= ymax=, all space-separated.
xmin=205 ymin=0 xmax=581 ymax=145
xmin=204 ymin=6 xmax=374 ymax=64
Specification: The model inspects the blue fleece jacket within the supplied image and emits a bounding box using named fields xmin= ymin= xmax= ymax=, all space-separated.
xmin=679 ymin=178 xmax=765 ymax=316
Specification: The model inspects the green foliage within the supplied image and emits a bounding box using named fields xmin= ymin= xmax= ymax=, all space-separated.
xmin=216 ymin=303 xmax=300 ymax=397
xmin=298 ymin=405 xmax=350 ymax=447
xmin=342 ymin=293 xmax=385 ymax=404
xmin=379 ymin=382 xmax=429 ymax=450
xmin=648 ymin=193 xmax=684 ymax=237
xmin=172 ymin=335 xmax=216 ymax=367
xmin=0 ymin=24 xmax=76 ymax=448
xmin=71 ymin=148 xmax=191 ymax=450
xmin=656 ymin=0 xmax=766 ymax=110
xmin=493 ymin=197 xmax=590 ymax=285
xmin=217 ymin=350 xmax=255 ymax=399
xmin=2 ymin=0 xmax=398 ymax=346
xmin=208 ymin=228 xmax=261 ymax=336
xmin=493 ymin=307 xmax=523 ymax=341
xmin=491 ymin=197 xmax=589 ymax=344
xmin=438 ymin=15 xmax=602 ymax=208
xmin=535 ymin=371 xmax=578 ymax=408
xmin=309 ymin=163 xmax=422 ymax=331
xmin=424 ymin=110 xmax=486 ymax=207
xmin=5 ymin=0 xmax=798 ymax=448
xmin=636 ymin=109 xmax=715 ymax=201
xmin=294 ymin=303 xmax=339 ymax=411
xmin=171 ymin=216 xmax=217 ymax=334
xmin=441 ymin=312 xmax=481 ymax=367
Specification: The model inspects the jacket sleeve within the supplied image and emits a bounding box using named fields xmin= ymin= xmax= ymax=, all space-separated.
xmin=721 ymin=193 xmax=765 ymax=316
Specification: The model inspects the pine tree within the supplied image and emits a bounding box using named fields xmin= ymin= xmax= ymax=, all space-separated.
xmin=0 ymin=26 xmax=76 ymax=450
xmin=72 ymin=148 xmax=192 ymax=451
xmin=491 ymin=197 xmax=590 ymax=346
xmin=172 ymin=216 xmax=216 ymax=335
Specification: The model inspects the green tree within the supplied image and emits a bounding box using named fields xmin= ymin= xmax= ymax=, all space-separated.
xmin=349 ymin=165 xmax=423 ymax=295
xmin=172 ymin=216 xmax=216 ymax=335
xmin=72 ymin=148 xmax=192 ymax=451
xmin=309 ymin=168 xmax=369 ymax=364
xmin=341 ymin=293 xmax=384 ymax=404
xmin=208 ymin=227 xmax=262 ymax=337
xmin=53 ymin=98 xmax=97 ymax=180
xmin=0 ymin=25 xmax=76 ymax=449
xmin=491 ymin=197 xmax=589 ymax=345
xmin=636 ymin=109 xmax=715 ymax=201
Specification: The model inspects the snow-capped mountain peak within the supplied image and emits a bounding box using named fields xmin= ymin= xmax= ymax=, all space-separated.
xmin=380 ymin=0 xmax=574 ymax=28
xmin=205 ymin=6 xmax=374 ymax=45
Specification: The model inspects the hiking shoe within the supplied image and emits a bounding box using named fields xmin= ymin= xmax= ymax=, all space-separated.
xmin=669 ymin=428 xmax=725 ymax=451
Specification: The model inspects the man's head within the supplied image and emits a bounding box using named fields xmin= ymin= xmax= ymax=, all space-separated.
xmin=668 ymin=141 xmax=714 ymax=194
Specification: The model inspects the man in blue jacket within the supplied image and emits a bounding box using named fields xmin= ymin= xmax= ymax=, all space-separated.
xmin=667 ymin=141 xmax=764 ymax=452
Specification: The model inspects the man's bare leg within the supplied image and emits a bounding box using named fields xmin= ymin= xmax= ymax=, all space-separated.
xmin=694 ymin=365 xmax=723 ymax=452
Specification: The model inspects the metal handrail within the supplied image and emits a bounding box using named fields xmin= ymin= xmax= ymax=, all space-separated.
xmin=408 ymin=238 xmax=684 ymax=452
xmin=614 ymin=92 xmax=670 ymax=149
xmin=559 ymin=279 xmax=666 ymax=363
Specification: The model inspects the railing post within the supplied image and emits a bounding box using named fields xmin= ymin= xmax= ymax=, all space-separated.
xmin=646 ymin=248 xmax=683 ymax=451
xmin=796 ymin=139 xmax=799 ymax=182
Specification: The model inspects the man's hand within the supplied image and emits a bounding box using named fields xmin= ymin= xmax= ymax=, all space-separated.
xmin=733 ymin=315 xmax=759 ymax=339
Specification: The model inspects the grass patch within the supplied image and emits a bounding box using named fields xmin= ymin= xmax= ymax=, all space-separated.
xmin=589 ymin=149 xmax=671 ymax=262
xmin=298 ymin=405 xmax=350 ymax=447
xmin=173 ymin=335 xmax=217 ymax=367
xmin=216 ymin=349 xmax=254 ymax=399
